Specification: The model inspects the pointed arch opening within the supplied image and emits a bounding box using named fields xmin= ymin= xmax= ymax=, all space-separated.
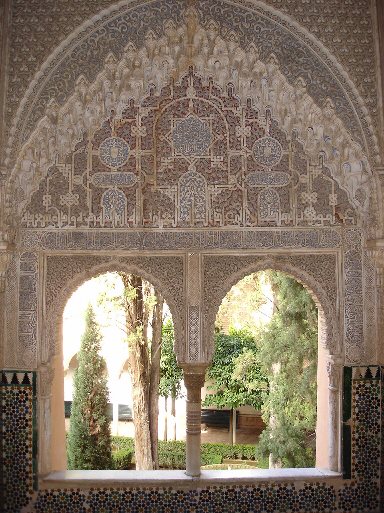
xmin=206 ymin=266 xmax=340 ymax=472
xmin=51 ymin=269 xmax=182 ymax=472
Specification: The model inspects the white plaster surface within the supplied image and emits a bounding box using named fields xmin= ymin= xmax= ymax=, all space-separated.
xmin=43 ymin=468 xmax=342 ymax=488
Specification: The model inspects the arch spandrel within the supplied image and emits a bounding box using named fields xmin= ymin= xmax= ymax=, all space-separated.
xmin=201 ymin=254 xmax=341 ymax=363
xmin=43 ymin=256 xmax=186 ymax=364
xmin=4 ymin=3 xmax=378 ymax=230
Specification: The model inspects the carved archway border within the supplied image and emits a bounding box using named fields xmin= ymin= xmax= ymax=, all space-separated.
xmin=9 ymin=29 xmax=373 ymax=223
xmin=43 ymin=254 xmax=186 ymax=366
xmin=4 ymin=0 xmax=379 ymax=194
xmin=202 ymin=253 xmax=340 ymax=362
xmin=5 ymin=0 xmax=378 ymax=167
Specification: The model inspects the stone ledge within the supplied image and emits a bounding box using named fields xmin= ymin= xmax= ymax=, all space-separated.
xmin=42 ymin=468 xmax=342 ymax=489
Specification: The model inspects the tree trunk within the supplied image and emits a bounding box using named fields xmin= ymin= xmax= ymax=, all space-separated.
xmin=163 ymin=396 xmax=168 ymax=441
xmin=149 ymin=294 xmax=163 ymax=469
xmin=232 ymin=409 xmax=237 ymax=445
xmin=171 ymin=394 xmax=176 ymax=440
xmin=120 ymin=273 xmax=153 ymax=470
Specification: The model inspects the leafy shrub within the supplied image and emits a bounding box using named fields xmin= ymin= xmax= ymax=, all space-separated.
xmin=112 ymin=436 xmax=135 ymax=453
xmin=111 ymin=436 xmax=261 ymax=469
xmin=112 ymin=448 xmax=133 ymax=469
xmin=201 ymin=442 xmax=256 ymax=461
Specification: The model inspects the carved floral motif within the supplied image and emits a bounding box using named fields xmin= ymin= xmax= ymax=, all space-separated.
xmin=18 ymin=63 xmax=364 ymax=229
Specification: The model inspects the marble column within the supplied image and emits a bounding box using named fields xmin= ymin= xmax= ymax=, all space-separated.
xmin=326 ymin=357 xmax=342 ymax=472
xmin=183 ymin=365 xmax=206 ymax=477
xmin=0 ymin=249 xmax=11 ymax=368
xmin=366 ymin=247 xmax=384 ymax=363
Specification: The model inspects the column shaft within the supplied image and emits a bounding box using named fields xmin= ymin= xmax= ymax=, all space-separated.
xmin=183 ymin=369 xmax=206 ymax=477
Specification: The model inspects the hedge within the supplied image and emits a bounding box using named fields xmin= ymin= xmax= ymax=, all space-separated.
xmin=111 ymin=437 xmax=259 ymax=469
xmin=112 ymin=448 xmax=134 ymax=469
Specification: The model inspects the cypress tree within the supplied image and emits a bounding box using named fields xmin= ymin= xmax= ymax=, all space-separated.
xmin=256 ymin=272 xmax=318 ymax=467
xmin=67 ymin=304 xmax=112 ymax=469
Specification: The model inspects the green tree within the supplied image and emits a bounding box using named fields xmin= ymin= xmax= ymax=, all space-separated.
xmin=256 ymin=272 xmax=318 ymax=467
xmin=119 ymin=273 xmax=164 ymax=470
xmin=98 ymin=272 xmax=164 ymax=469
xmin=159 ymin=319 xmax=183 ymax=440
xmin=67 ymin=304 xmax=112 ymax=470
xmin=159 ymin=319 xmax=183 ymax=400
xmin=204 ymin=329 xmax=268 ymax=442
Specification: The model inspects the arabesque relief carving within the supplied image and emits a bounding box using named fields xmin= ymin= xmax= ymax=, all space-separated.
xmin=202 ymin=253 xmax=340 ymax=361
xmin=12 ymin=8 xmax=372 ymax=228
xmin=43 ymin=255 xmax=186 ymax=363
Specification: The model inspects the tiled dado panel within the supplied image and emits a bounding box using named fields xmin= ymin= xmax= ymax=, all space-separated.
xmin=338 ymin=366 xmax=382 ymax=512
xmin=2 ymin=367 xmax=383 ymax=512
xmin=0 ymin=371 xmax=37 ymax=513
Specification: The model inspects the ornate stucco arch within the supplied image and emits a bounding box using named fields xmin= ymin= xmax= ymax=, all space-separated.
xmin=2 ymin=0 xmax=379 ymax=234
xmin=203 ymin=256 xmax=340 ymax=363
xmin=43 ymin=256 xmax=186 ymax=368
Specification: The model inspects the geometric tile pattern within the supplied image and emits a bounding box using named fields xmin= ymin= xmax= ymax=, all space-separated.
xmin=33 ymin=484 xmax=339 ymax=513
xmin=342 ymin=366 xmax=352 ymax=479
xmin=338 ymin=366 xmax=381 ymax=512
xmin=5 ymin=367 xmax=383 ymax=513
xmin=381 ymin=367 xmax=384 ymax=513
xmin=0 ymin=371 xmax=37 ymax=513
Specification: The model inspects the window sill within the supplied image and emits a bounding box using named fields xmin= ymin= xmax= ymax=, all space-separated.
xmin=42 ymin=468 xmax=342 ymax=488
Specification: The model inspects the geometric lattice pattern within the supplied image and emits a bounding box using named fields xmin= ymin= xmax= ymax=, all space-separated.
xmin=1 ymin=366 xmax=380 ymax=512
xmin=33 ymin=484 xmax=339 ymax=513
xmin=338 ymin=366 xmax=382 ymax=512
xmin=21 ymin=70 xmax=357 ymax=230
xmin=0 ymin=371 xmax=37 ymax=513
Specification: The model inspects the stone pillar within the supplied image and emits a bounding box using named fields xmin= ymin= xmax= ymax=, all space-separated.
xmin=183 ymin=365 xmax=206 ymax=477
xmin=366 ymin=247 xmax=384 ymax=363
xmin=374 ymin=260 xmax=384 ymax=363
xmin=0 ymin=249 xmax=11 ymax=368
xmin=316 ymin=342 xmax=329 ymax=468
xmin=326 ymin=357 xmax=342 ymax=472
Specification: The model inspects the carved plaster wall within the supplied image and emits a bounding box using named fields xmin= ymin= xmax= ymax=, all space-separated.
xmin=18 ymin=64 xmax=367 ymax=230
xmin=0 ymin=0 xmax=377 ymax=373
xmin=4 ymin=226 xmax=373 ymax=370
xmin=2 ymin=0 xmax=380 ymax=170
xmin=2 ymin=0 xmax=380 ymax=234
xmin=202 ymin=253 xmax=339 ymax=361
xmin=2 ymin=224 xmax=372 ymax=368
xmin=43 ymin=254 xmax=186 ymax=363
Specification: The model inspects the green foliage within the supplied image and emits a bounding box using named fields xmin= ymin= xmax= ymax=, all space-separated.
xmin=67 ymin=305 xmax=112 ymax=470
xmin=255 ymin=272 xmax=318 ymax=467
xmin=112 ymin=436 xmax=135 ymax=453
xmin=204 ymin=329 xmax=268 ymax=410
xmin=216 ymin=273 xmax=267 ymax=333
xmin=112 ymin=448 xmax=134 ymax=469
xmin=159 ymin=319 xmax=183 ymax=399
xmin=158 ymin=440 xmax=186 ymax=468
xmin=111 ymin=436 xmax=263 ymax=469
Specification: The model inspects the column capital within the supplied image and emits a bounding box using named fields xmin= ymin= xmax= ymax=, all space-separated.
xmin=326 ymin=356 xmax=343 ymax=391
xmin=182 ymin=363 xmax=207 ymax=389
xmin=366 ymin=242 xmax=384 ymax=268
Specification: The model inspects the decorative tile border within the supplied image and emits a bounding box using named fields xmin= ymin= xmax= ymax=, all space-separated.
xmin=11 ymin=366 xmax=379 ymax=513
xmin=0 ymin=370 xmax=37 ymax=513
xmin=20 ymin=228 xmax=343 ymax=252
xmin=1 ymin=367 xmax=380 ymax=512
xmin=337 ymin=366 xmax=381 ymax=513
xmin=33 ymin=484 xmax=340 ymax=513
